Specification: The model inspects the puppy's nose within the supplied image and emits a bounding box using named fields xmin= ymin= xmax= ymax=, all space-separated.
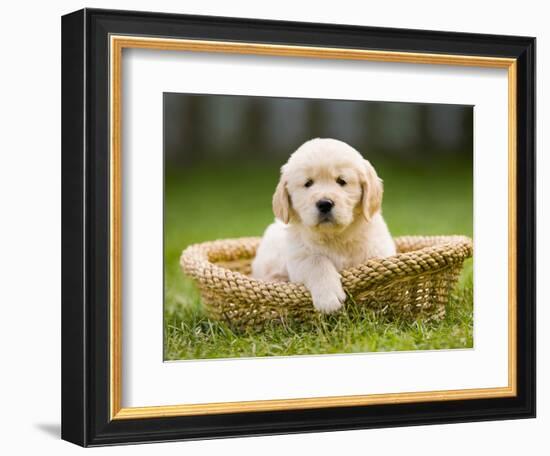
xmin=316 ymin=199 xmax=334 ymax=214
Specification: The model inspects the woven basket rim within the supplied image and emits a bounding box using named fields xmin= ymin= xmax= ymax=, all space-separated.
xmin=180 ymin=235 xmax=473 ymax=299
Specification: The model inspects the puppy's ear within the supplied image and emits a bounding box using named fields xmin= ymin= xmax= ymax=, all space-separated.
xmin=360 ymin=159 xmax=383 ymax=222
xmin=272 ymin=172 xmax=291 ymax=224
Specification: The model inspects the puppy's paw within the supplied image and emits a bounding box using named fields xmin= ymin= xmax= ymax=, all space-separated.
xmin=311 ymin=282 xmax=346 ymax=314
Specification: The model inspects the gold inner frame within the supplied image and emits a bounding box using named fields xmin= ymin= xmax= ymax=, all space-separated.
xmin=109 ymin=35 xmax=517 ymax=420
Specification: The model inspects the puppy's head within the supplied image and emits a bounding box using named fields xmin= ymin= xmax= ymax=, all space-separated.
xmin=273 ymin=138 xmax=383 ymax=232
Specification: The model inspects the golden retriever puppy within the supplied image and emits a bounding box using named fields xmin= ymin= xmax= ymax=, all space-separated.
xmin=251 ymin=138 xmax=396 ymax=314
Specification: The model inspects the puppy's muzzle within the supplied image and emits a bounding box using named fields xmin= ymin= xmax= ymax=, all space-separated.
xmin=316 ymin=198 xmax=334 ymax=214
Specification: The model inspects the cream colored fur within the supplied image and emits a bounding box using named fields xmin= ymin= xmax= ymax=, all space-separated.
xmin=251 ymin=138 xmax=396 ymax=313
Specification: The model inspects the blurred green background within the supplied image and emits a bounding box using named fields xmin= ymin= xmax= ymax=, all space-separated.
xmin=164 ymin=93 xmax=473 ymax=360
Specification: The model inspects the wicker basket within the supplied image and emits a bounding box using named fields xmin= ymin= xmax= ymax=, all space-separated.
xmin=180 ymin=235 xmax=473 ymax=329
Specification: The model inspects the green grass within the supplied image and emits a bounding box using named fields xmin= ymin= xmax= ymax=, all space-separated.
xmin=164 ymin=160 xmax=473 ymax=360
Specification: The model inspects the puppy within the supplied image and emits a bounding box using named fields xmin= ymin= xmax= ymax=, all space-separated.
xmin=251 ymin=138 xmax=396 ymax=314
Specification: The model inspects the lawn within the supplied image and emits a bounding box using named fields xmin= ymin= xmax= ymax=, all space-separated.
xmin=164 ymin=160 xmax=473 ymax=360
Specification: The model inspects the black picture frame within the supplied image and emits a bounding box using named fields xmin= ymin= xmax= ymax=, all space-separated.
xmin=62 ymin=7 xmax=536 ymax=447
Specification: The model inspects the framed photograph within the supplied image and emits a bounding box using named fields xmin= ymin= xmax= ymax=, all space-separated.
xmin=61 ymin=8 xmax=535 ymax=447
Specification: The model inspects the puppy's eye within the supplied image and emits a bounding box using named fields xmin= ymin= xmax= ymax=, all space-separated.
xmin=336 ymin=177 xmax=347 ymax=186
xmin=304 ymin=179 xmax=314 ymax=188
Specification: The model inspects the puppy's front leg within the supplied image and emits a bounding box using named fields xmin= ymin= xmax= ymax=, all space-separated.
xmin=288 ymin=255 xmax=346 ymax=314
